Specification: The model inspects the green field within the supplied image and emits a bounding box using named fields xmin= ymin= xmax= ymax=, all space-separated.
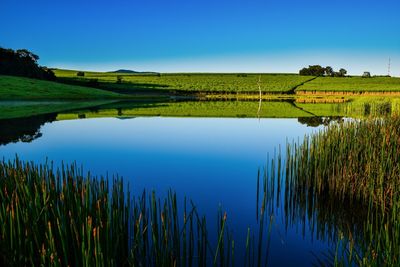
xmin=54 ymin=69 xmax=400 ymax=94
xmin=0 ymin=75 xmax=126 ymax=100
xmin=296 ymin=76 xmax=400 ymax=92
xmin=53 ymin=69 xmax=315 ymax=93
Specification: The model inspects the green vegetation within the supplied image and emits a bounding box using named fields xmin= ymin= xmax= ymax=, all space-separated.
xmin=282 ymin=116 xmax=400 ymax=266
xmin=0 ymin=47 xmax=55 ymax=80
xmin=296 ymin=97 xmax=400 ymax=117
xmin=287 ymin=116 xmax=400 ymax=209
xmin=0 ymin=159 xmax=272 ymax=266
xmin=0 ymin=75 xmax=127 ymax=100
xmin=54 ymin=69 xmax=314 ymax=93
xmin=54 ymin=69 xmax=400 ymax=95
xmin=297 ymin=76 xmax=400 ymax=92
xmin=299 ymin=65 xmax=347 ymax=77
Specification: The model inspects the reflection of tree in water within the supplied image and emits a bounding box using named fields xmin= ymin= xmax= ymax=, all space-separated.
xmin=298 ymin=116 xmax=344 ymax=127
xmin=0 ymin=114 xmax=56 ymax=146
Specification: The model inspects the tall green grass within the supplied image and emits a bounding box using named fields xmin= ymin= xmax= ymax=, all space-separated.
xmin=282 ymin=116 xmax=400 ymax=266
xmin=0 ymin=157 xmax=282 ymax=266
xmin=286 ymin=116 xmax=400 ymax=207
xmin=0 ymin=159 xmax=240 ymax=266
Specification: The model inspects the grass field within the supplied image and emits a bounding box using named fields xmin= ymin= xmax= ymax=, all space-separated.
xmin=54 ymin=69 xmax=400 ymax=95
xmin=53 ymin=69 xmax=315 ymax=93
xmin=0 ymin=75 xmax=126 ymax=100
xmin=296 ymin=76 xmax=400 ymax=92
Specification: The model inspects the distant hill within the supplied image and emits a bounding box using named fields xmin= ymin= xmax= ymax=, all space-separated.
xmin=109 ymin=69 xmax=159 ymax=75
xmin=110 ymin=69 xmax=138 ymax=73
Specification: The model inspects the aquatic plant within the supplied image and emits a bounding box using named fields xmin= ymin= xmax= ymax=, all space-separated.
xmin=283 ymin=115 xmax=400 ymax=266
xmin=0 ymin=159 xmax=238 ymax=266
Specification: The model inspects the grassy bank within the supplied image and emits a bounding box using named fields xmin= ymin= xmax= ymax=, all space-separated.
xmin=296 ymin=76 xmax=400 ymax=92
xmin=0 ymin=75 xmax=126 ymax=100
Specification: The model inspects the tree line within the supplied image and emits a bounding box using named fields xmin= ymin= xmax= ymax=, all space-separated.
xmin=0 ymin=47 xmax=55 ymax=80
xmin=299 ymin=65 xmax=347 ymax=77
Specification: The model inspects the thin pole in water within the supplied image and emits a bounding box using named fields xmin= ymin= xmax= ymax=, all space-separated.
xmin=257 ymin=74 xmax=262 ymax=119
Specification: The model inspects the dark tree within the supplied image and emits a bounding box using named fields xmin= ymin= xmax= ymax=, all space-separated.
xmin=339 ymin=68 xmax=347 ymax=77
xmin=299 ymin=65 xmax=326 ymax=76
xmin=0 ymin=47 xmax=55 ymax=80
xmin=77 ymin=71 xmax=85 ymax=77
xmin=299 ymin=67 xmax=311 ymax=76
xmin=339 ymin=68 xmax=347 ymax=76
xmin=325 ymin=66 xmax=334 ymax=77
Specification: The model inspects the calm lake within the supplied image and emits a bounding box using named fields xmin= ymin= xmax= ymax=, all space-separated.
xmin=2 ymin=99 xmax=396 ymax=266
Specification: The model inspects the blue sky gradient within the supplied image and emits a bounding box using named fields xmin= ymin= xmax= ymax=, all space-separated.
xmin=1 ymin=0 xmax=399 ymax=74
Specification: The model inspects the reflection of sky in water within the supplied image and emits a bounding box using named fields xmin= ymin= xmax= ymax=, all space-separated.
xmin=0 ymin=117 xmax=332 ymax=266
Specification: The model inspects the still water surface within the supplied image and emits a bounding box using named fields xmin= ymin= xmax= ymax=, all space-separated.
xmin=1 ymin=116 xmax=336 ymax=266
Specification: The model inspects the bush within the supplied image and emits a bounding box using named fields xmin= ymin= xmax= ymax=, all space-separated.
xmin=77 ymin=71 xmax=85 ymax=77
xmin=116 ymin=75 xmax=123 ymax=84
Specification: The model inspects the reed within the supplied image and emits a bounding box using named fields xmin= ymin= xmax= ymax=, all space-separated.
xmin=0 ymin=159 xmax=238 ymax=266
xmin=281 ymin=115 xmax=400 ymax=266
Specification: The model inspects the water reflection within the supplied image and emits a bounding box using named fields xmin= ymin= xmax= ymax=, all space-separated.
xmin=0 ymin=113 xmax=56 ymax=146
xmin=0 ymin=98 xmax=399 ymax=265
xmin=297 ymin=116 xmax=344 ymax=127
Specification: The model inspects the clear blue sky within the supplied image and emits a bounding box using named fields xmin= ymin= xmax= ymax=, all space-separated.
xmin=1 ymin=0 xmax=399 ymax=75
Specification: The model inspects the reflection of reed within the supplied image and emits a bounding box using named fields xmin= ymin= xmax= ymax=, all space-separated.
xmin=261 ymin=116 xmax=400 ymax=265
